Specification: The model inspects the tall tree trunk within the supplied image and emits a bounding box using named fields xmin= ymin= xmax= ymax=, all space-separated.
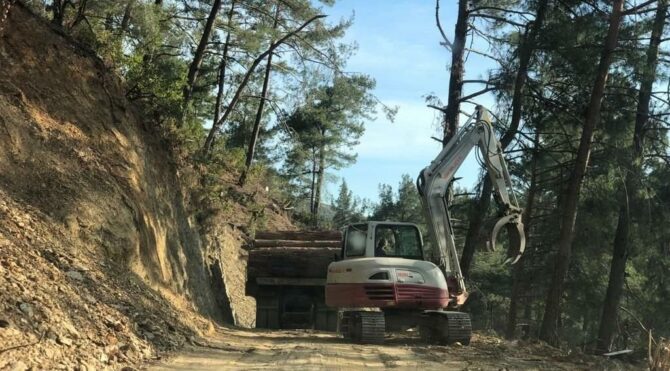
xmin=119 ymin=0 xmax=133 ymax=33
xmin=595 ymin=0 xmax=667 ymax=354
xmin=313 ymin=143 xmax=326 ymax=227
xmin=436 ymin=0 xmax=468 ymax=277
xmin=539 ymin=0 xmax=624 ymax=346
xmin=240 ymin=5 xmax=280 ymax=186
xmin=213 ymin=1 xmax=235 ymax=125
xmin=202 ymin=15 xmax=325 ymax=156
xmin=182 ymin=0 xmax=222 ymax=115
xmin=68 ymin=0 xmax=88 ymax=30
xmin=506 ymin=129 xmax=542 ymax=339
xmin=310 ymin=154 xmax=317 ymax=217
xmin=442 ymin=0 xmax=468 ymax=143
xmin=460 ymin=0 xmax=548 ymax=278
xmin=51 ymin=0 xmax=70 ymax=27
xmin=460 ymin=178 xmax=492 ymax=278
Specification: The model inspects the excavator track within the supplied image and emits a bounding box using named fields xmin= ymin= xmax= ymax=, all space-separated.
xmin=420 ymin=311 xmax=472 ymax=345
xmin=339 ymin=311 xmax=385 ymax=344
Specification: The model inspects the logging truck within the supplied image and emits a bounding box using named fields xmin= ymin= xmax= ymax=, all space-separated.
xmin=245 ymin=230 xmax=342 ymax=330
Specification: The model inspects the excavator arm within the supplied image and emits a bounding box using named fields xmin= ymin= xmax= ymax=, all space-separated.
xmin=417 ymin=106 xmax=525 ymax=298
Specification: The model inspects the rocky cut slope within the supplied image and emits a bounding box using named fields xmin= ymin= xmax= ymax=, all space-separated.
xmin=0 ymin=3 xmax=248 ymax=369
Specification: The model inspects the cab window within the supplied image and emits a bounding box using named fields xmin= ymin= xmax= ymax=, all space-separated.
xmin=345 ymin=224 xmax=368 ymax=257
xmin=374 ymin=225 xmax=422 ymax=259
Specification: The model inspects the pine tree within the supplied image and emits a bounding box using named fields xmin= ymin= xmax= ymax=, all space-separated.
xmin=332 ymin=180 xmax=363 ymax=227
xmin=281 ymin=74 xmax=377 ymax=226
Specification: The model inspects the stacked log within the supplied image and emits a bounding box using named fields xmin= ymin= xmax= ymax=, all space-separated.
xmin=254 ymin=230 xmax=342 ymax=241
xmin=245 ymin=230 xmax=342 ymax=296
xmin=253 ymin=240 xmax=340 ymax=248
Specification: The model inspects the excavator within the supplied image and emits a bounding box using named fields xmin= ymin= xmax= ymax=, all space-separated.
xmin=325 ymin=106 xmax=526 ymax=345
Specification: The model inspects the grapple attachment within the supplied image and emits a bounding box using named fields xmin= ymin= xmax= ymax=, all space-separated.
xmin=490 ymin=213 xmax=525 ymax=265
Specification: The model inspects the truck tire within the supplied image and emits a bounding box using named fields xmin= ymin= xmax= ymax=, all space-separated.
xmin=256 ymin=293 xmax=280 ymax=329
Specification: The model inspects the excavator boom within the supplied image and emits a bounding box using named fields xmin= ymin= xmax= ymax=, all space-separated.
xmin=417 ymin=106 xmax=525 ymax=296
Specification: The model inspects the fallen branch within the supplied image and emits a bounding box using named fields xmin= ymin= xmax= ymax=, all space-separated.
xmin=0 ymin=331 xmax=44 ymax=355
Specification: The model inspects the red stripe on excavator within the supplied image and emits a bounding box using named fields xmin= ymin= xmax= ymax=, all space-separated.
xmin=325 ymin=283 xmax=449 ymax=309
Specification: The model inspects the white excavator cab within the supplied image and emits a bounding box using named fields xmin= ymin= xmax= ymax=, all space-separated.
xmin=341 ymin=222 xmax=424 ymax=261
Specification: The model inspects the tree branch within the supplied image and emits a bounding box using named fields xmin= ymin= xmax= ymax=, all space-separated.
xmin=463 ymin=79 xmax=494 ymax=84
xmin=470 ymin=13 xmax=526 ymax=28
xmin=435 ymin=0 xmax=453 ymax=51
xmin=467 ymin=6 xmax=534 ymax=18
xmin=623 ymin=0 xmax=656 ymax=15
xmin=427 ymin=104 xmax=448 ymax=113
xmin=464 ymin=48 xmax=505 ymax=64
xmin=457 ymin=87 xmax=497 ymax=103
xmin=202 ymin=14 xmax=327 ymax=156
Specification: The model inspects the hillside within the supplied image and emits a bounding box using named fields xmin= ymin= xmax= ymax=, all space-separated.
xmin=0 ymin=3 xmax=290 ymax=369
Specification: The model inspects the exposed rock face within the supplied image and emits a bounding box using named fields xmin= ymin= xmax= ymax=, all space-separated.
xmin=0 ymin=4 xmax=234 ymax=368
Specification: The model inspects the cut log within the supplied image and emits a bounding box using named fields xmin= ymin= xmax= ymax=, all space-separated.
xmin=253 ymin=240 xmax=341 ymax=248
xmin=247 ymin=247 xmax=339 ymax=279
xmin=246 ymin=247 xmax=339 ymax=295
xmin=254 ymin=230 xmax=341 ymax=241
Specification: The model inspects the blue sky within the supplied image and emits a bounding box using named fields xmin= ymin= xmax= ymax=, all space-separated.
xmin=321 ymin=0 xmax=498 ymax=203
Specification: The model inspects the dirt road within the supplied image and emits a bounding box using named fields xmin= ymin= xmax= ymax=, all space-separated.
xmin=150 ymin=327 xmax=627 ymax=370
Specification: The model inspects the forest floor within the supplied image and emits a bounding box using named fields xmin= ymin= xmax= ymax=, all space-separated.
xmin=149 ymin=327 xmax=639 ymax=370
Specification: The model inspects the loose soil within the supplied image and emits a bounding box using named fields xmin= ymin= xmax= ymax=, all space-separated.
xmin=151 ymin=327 xmax=637 ymax=370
